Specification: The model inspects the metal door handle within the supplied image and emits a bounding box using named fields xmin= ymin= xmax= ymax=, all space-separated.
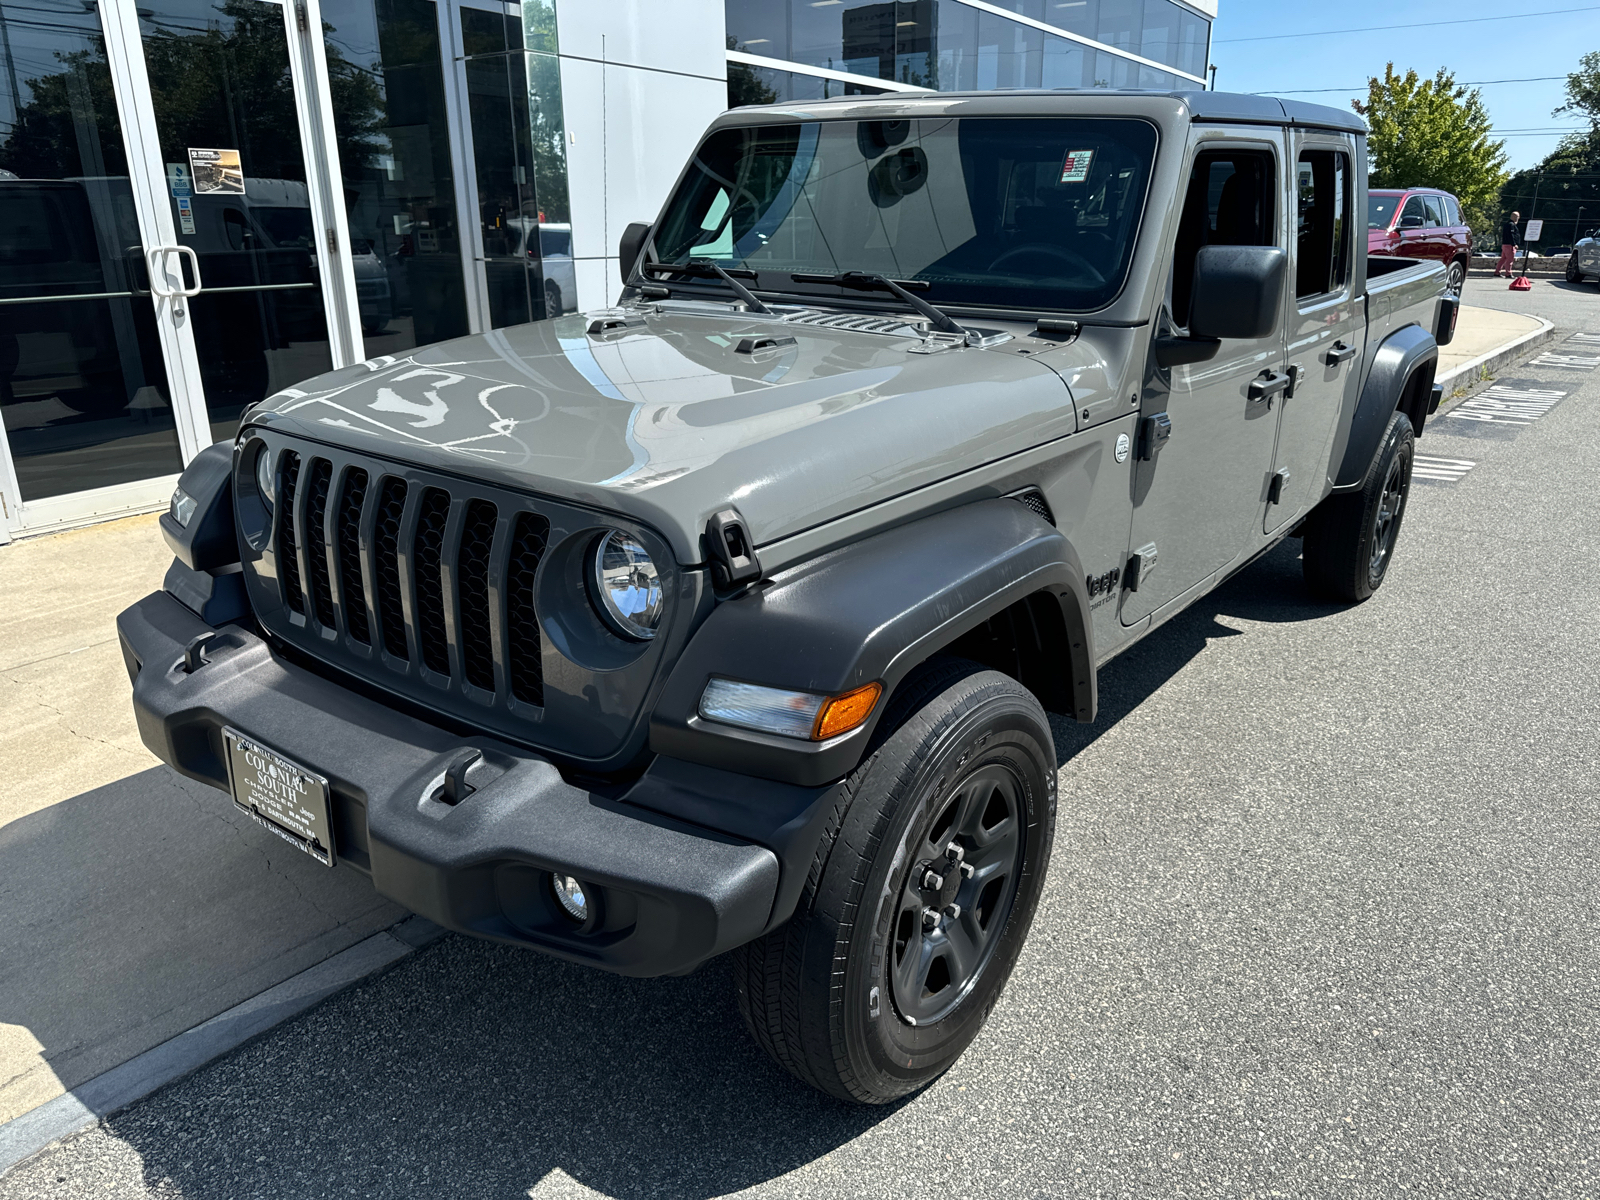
xmin=145 ymin=245 xmax=203 ymax=298
xmin=1326 ymin=341 xmax=1357 ymax=365
xmin=1247 ymin=370 xmax=1292 ymax=403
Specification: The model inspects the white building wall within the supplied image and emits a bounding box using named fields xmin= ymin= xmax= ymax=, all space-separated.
xmin=557 ymin=0 xmax=728 ymax=310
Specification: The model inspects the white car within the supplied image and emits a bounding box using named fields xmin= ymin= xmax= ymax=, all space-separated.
xmin=507 ymin=219 xmax=576 ymax=317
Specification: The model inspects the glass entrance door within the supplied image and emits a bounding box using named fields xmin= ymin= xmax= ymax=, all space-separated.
xmin=0 ymin=0 xmax=187 ymax=528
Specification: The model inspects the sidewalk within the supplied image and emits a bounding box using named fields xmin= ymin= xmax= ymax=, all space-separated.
xmin=0 ymin=516 xmax=403 ymax=1128
xmin=1436 ymin=304 xmax=1553 ymax=387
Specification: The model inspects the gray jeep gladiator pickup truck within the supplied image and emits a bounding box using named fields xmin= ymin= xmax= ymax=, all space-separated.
xmin=119 ymin=90 xmax=1453 ymax=1104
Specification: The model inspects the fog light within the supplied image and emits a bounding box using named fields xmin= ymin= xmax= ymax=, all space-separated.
xmin=170 ymin=486 xmax=198 ymax=528
xmin=552 ymin=873 xmax=589 ymax=921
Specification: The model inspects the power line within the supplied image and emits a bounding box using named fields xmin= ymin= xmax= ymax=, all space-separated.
xmin=1216 ymin=6 xmax=1600 ymax=44
xmin=1254 ymin=76 xmax=1570 ymax=95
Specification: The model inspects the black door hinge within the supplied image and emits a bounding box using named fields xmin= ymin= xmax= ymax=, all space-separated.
xmin=1137 ymin=412 xmax=1172 ymax=461
xmin=1267 ymin=467 xmax=1291 ymax=505
xmin=1124 ymin=543 xmax=1157 ymax=592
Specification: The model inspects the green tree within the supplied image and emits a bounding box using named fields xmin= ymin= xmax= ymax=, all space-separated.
xmin=1497 ymin=54 xmax=1600 ymax=247
xmin=1353 ymin=64 xmax=1508 ymax=239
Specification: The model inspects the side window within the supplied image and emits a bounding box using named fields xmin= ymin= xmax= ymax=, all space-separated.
xmin=1422 ymin=196 xmax=1445 ymax=227
xmin=1171 ymin=147 xmax=1276 ymax=327
xmin=1295 ymin=149 xmax=1350 ymax=300
xmin=1400 ymin=195 xmax=1427 ymax=228
xmin=1445 ymin=197 xmax=1462 ymax=227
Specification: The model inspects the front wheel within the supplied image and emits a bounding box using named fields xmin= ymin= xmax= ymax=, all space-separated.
xmin=733 ymin=660 xmax=1057 ymax=1104
xmin=1302 ymin=409 xmax=1415 ymax=602
xmin=1567 ymin=255 xmax=1583 ymax=284
xmin=1446 ymin=258 xmax=1466 ymax=295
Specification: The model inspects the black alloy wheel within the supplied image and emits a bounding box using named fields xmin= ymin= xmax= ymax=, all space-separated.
xmin=1447 ymin=259 xmax=1466 ymax=295
xmin=889 ymin=764 xmax=1026 ymax=1026
xmin=733 ymin=659 xmax=1056 ymax=1104
xmin=1302 ymin=408 xmax=1415 ymax=603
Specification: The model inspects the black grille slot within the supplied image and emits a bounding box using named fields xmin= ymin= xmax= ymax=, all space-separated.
xmin=373 ymin=478 xmax=408 ymax=660
xmin=1008 ymin=486 xmax=1054 ymax=525
xmin=278 ymin=451 xmax=304 ymax=614
xmin=506 ymin=511 xmax=549 ymax=707
xmin=337 ymin=468 xmax=370 ymax=644
xmin=413 ymin=487 xmax=452 ymax=675
xmin=305 ymin=458 xmax=336 ymax=628
xmin=458 ymin=500 xmax=498 ymax=692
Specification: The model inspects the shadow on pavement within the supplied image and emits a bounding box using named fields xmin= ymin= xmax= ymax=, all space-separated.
xmin=1051 ymin=538 xmax=1340 ymax=765
xmin=0 ymin=765 xmax=401 ymax=1116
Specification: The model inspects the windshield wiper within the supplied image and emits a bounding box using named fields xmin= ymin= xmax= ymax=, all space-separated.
xmin=790 ymin=271 xmax=968 ymax=338
xmin=643 ymin=258 xmax=771 ymax=314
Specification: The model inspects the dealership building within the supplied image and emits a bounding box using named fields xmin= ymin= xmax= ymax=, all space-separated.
xmin=0 ymin=0 xmax=1215 ymax=538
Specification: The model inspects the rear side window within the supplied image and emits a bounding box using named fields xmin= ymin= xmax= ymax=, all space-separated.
xmin=1295 ymin=149 xmax=1351 ymax=299
xmin=1423 ymin=196 xmax=1445 ymax=227
xmin=1445 ymin=196 xmax=1462 ymax=226
xmin=1171 ymin=148 xmax=1277 ymax=326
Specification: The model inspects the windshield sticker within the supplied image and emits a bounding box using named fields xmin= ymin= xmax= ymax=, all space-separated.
xmin=1060 ymin=149 xmax=1094 ymax=184
xmin=187 ymin=147 xmax=244 ymax=194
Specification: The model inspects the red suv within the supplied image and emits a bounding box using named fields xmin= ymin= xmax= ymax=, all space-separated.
xmin=1368 ymin=188 xmax=1472 ymax=295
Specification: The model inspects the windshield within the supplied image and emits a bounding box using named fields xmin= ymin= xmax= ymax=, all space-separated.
xmin=1367 ymin=194 xmax=1400 ymax=230
xmin=650 ymin=117 xmax=1158 ymax=312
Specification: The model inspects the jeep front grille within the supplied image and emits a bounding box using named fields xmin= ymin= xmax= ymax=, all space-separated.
xmin=258 ymin=444 xmax=550 ymax=714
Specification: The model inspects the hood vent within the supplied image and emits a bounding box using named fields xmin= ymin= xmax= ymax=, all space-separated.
xmin=784 ymin=311 xmax=925 ymax=337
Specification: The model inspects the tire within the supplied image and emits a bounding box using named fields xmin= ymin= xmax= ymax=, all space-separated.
xmin=1302 ymin=409 xmax=1415 ymax=603
xmin=1567 ymin=255 xmax=1582 ymax=284
xmin=1446 ymin=258 xmax=1466 ymax=295
xmin=544 ymin=280 xmax=562 ymax=318
xmin=733 ymin=659 xmax=1057 ymax=1104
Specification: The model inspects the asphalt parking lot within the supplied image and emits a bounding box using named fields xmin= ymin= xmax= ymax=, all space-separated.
xmin=5 ymin=276 xmax=1599 ymax=1198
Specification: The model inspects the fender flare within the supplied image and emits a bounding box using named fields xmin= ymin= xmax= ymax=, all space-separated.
xmin=649 ymin=499 xmax=1097 ymax=786
xmin=1334 ymin=323 xmax=1438 ymax=490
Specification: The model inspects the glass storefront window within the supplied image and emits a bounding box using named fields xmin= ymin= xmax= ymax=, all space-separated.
xmin=726 ymin=0 xmax=1207 ymax=91
xmin=0 ymin=0 xmax=184 ymax=501
xmin=322 ymin=0 xmax=471 ymax=352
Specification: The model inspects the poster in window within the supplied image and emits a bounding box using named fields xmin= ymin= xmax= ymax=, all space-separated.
xmin=187 ymin=148 xmax=245 ymax=195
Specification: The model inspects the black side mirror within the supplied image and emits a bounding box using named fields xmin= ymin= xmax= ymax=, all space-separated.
xmin=619 ymin=222 xmax=651 ymax=286
xmin=1399 ymin=213 xmax=1425 ymax=230
xmin=1156 ymin=246 xmax=1285 ymax=369
xmin=1190 ymin=245 xmax=1286 ymax=340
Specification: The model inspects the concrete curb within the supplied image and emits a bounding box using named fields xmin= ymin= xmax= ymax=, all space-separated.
xmin=0 ymin=916 xmax=445 ymax=1178
xmin=1437 ymin=317 xmax=1557 ymax=392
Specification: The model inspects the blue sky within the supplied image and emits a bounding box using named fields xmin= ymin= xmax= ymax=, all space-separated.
xmin=1208 ymin=1 xmax=1600 ymax=170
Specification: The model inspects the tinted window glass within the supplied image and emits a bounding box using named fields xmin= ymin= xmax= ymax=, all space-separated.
xmin=1171 ymin=148 xmax=1276 ymax=325
xmin=1400 ymin=195 xmax=1427 ymax=226
xmin=652 ymin=118 xmax=1158 ymax=312
xmin=1423 ymin=196 xmax=1445 ymax=227
xmin=1367 ymin=193 xmax=1400 ymax=229
xmin=1296 ymin=150 xmax=1349 ymax=299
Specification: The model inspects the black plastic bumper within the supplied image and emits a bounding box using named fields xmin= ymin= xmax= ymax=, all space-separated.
xmin=117 ymin=590 xmax=835 ymax=977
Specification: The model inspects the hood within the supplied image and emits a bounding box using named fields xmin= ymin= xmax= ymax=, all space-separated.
xmin=246 ymin=306 xmax=1084 ymax=564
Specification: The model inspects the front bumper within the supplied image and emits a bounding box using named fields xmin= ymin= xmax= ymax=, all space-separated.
xmin=117 ymin=590 xmax=825 ymax=977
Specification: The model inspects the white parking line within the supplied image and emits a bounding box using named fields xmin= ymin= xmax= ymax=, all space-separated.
xmin=1564 ymin=332 xmax=1600 ymax=345
xmin=1528 ymin=352 xmax=1600 ymax=370
xmin=1446 ymin=385 xmax=1568 ymax=425
xmin=1412 ymin=455 xmax=1477 ymax=482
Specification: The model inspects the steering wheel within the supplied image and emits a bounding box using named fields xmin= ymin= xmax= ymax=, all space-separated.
xmin=986 ymin=243 xmax=1104 ymax=286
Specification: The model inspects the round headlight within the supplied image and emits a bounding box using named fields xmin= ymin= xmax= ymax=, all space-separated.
xmin=254 ymin=444 xmax=276 ymax=511
xmin=589 ymin=530 xmax=663 ymax=640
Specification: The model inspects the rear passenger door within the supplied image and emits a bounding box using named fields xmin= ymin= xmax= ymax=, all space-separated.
xmin=1122 ymin=134 xmax=1288 ymax=625
xmin=1266 ymin=137 xmax=1359 ymax=532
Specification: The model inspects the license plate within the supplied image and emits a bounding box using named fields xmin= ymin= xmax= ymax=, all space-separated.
xmin=223 ymin=728 xmax=335 ymax=867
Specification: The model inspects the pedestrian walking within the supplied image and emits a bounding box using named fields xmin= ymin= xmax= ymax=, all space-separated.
xmin=1496 ymin=211 xmax=1522 ymax=276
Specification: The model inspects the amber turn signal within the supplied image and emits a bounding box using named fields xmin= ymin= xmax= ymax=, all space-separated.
xmin=813 ymin=682 xmax=883 ymax=741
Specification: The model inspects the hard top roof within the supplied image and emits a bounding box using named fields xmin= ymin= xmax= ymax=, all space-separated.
xmin=728 ymin=89 xmax=1367 ymax=135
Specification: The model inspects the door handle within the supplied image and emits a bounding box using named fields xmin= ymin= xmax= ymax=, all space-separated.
xmin=145 ymin=245 xmax=203 ymax=299
xmin=1326 ymin=341 xmax=1358 ymax=365
xmin=1247 ymin=369 xmax=1291 ymax=404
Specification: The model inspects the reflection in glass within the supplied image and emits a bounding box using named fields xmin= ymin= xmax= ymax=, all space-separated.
xmin=458 ymin=1 xmax=573 ymax=328
xmin=138 ymin=0 xmax=335 ymax=440
xmin=323 ymin=0 xmax=470 ymax=351
xmin=0 ymin=0 xmax=183 ymax=501
xmin=724 ymin=0 xmax=1199 ymax=100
